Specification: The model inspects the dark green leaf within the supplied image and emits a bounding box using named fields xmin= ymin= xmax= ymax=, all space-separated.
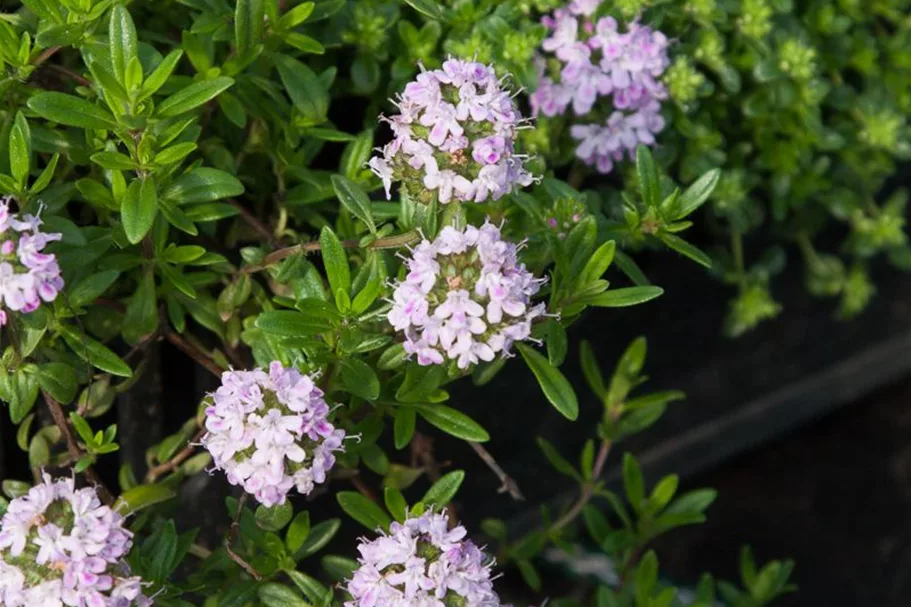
xmin=122 ymin=177 xmax=158 ymax=244
xmin=394 ymin=406 xmax=416 ymax=449
xmin=422 ymin=470 xmax=464 ymax=507
xmin=658 ymin=232 xmax=712 ymax=268
xmin=9 ymin=112 xmax=30 ymax=185
xmin=258 ymin=583 xmax=309 ymax=607
xmin=582 ymin=286 xmax=664 ymax=308
xmin=27 ymin=93 xmax=118 ymax=129
xmin=255 ymin=310 xmax=332 ymax=336
xmin=285 ymin=511 xmax=311 ymax=553
xmin=34 ymin=362 xmax=78 ymax=404
xmin=622 ymin=453 xmax=645 ymax=509
xmin=384 ymin=487 xmax=408 ymax=522
xmin=636 ymin=145 xmax=660 ymax=207
xmin=674 ymin=168 xmax=721 ymax=219
xmin=516 ymin=343 xmax=578 ymax=421
xmin=275 ymin=54 xmax=329 ymax=123
xmin=115 ymin=484 xmax=176 ymax=514
xmin=332 ymin=174 xmax=376 ymax=233
xmin=403 ymin=0 xmax=445 ymax=20
xmin=336 ymin=491 xmax=392 ymax=531
xmin=235 ymin=0 xmax=265 ymax=57
xmin=58 ymin=325 xmax=132 ymax=377
xmin=415 ymin=404 xmax=489 ymax=442
xmin=155 ymin=77 xmax=235 ymax=118
xmin=340 ymin=358 xmax=380 ymax=401
xmin=255 ymin=502 xmax=294 ymax=532
xmin=109 ymin=5 xmax=138 ymax=85
xmin=319 ymin=226 xmax=350 ymax=296
xmin=536 ymin=437 xmax=581 ymax=481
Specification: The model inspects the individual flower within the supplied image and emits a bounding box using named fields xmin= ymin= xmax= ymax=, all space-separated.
xmin=344 ymin=511 xmax=502 ymax=607
xmin=388 ymin=222 xmax=546 ymax=369
xmin=368 ymin=58 xmax=535 ymax=204
xmin=530 ymin=2 xmax=670 ymax=174
xmin=201 ymin=362 xmax=346 ymax=507
xmin=0 ymin=474 xmax=150 ymax=607
xmin=0 ymin=197 xmax=64 ymax=326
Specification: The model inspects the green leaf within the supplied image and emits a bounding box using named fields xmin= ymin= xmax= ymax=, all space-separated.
xmin=235 ymin=0 xmax=265 ymax=57
xmin=154 ymin=142 xmax=197 ymax=165
xmin=9 ymin=111 xmax=30 ymax=186
xmin=331 ymin=174 xmax=376 ymax=234
xmin=275 ymin=54 xmax=329 ymax=123
xmin=255 ymin=502 xmax=294 ymax=532
xmin=546 ymin=318 xmax=567 ymax=367
xmin=636 ymin=145 xmax=660 ymax=207
xmin=155 ymin=76 xmax=235 ymax=118
xmin=309 ymin=0 xmax=344 ymax=21
xmin=285 ymin=511 xmax=311 ymax=553
xmin=336 ymin=491 xmax=392 ymax=531
xmin=122 ymin=177 xmax=158 ymax=244
xmin=384 ymin=487 xmax=408 ymax=522
xmin=658 ymin=232 xmax=712 ymax=268
xmin=340 ymin=129 xmax=373 ymax=180
xmin=279 ymin=2 xmax=315 ymax=28
xmin=109 ymin=4 xmax=138 ymax=85
xmin=91 ymin=151 xmax=137 ymax=170
xmin=258 ymin=583 xmax=309 ymax=607
xmin=415 ymin=404 xmax=489 ymax=442
xmin=59 ymin=325 xmax=132 ymax=378
xmin=516 ymin=343 xmax=578 ymax=421
xmin=255 ymin=310 xmax=332 ymax=336
xmin=582 ymin=286 xmax=664 ymax=308
xmin=283 ymin=32 xmax=324 ymax=54
xmin=34 ymin=362 xmax=78 ymax=404
xmin=286 ymin=571 xmax=328 ymax=604
xmin=27 ymin=92 xmax=118 ymax=129
xmin=403 ymin=0 xmax=445 ymax=20
xmin=5 ymin=371 xmax=39 ymax=424
xmin=319 ymin=226 xmax=350 ymax=296
xmin=674 ymin=168 xmax=721 ymax=219
xmin=622 ymin=453 xmax=645 ymax=510
xmin=68 ymin=270 xmax=120 ymax=307
xmin=579 ymin=340 xmax=606 ymax=399
xmin=536 ymin=437 xmax=581 ymax=481
xmin=115 ymin=484 xmax=176 ymax=515
xmin=340 ymin=358 xmax=380 ymax=400
xmin=139 ymin=49 xmax=183 ymax=101
xmin=162 ymin=167 xmax=244 ymax=203
xmin=296 ymin=518 xmax=340 ymax=557
xmin=30 ymin=153 xmax=58 ymax=194
xmin=422 ymin=470 xmax=464 ymax=507
xmin=578 ymin=240 xmax=615 ymax=287
xmin=394 ymin=406 xmax=416 ymax=449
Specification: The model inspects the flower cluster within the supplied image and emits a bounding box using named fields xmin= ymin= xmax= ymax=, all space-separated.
xmin=344 ymin=511 xmax=502 ymax=607
xmin=368 ymin=58 xmax=534 ymax=204
xmin=530 ymin=0 xmax=670 ymax=173
xmin=388 ymin=222 xmax=545 ymax=369
xmin=0 ymin=474 xmax=149 ymax=607
xmin=0 ymin=198 xmax=64 ymax=326
xmin=202 ymin=362 xmax=346 ymax=507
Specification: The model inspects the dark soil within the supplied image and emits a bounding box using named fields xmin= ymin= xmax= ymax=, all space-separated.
xmin=650 ymin=376 xmax=911 ymax=607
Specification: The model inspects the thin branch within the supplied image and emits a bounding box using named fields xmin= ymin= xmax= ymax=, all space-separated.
xmin=242 ymin=230 xmax=420 ymax=274
xmin=468 ymin=441 xmax=524 ymax=501
xmin=144 ymin=428 xmax=206 ymax=483
xmin=412 ymin=432 xmax=459 ymax=524
xmin=32 ymin=46 xmax=61 ymax=68
xmin=42 ymin=390 xmax=115 ymax=506
xmin=230 ymin=200 xmax=281 ymax=248
xmin=48 ymin=64 xmax=91 ymax=86
xmin=162 ymin=322 xmax=225 ymax=378
xmin=550 ymin=439 xmax=612 ymax=532
xmin=224 ymin=494 xmax=263 ymax=580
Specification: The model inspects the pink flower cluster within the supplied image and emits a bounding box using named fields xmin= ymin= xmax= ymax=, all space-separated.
xmin=0 ymin=198 xmax=64 ymax=325
xmin=344 ymin=511 xmax=502 ymax=607
xmin=530 ymin=0 xmax=670 ymax=173
xmin=0 ymin=474 xmax=149 ymax=607
xmin=202 ymin=362 xmax=346 ymax=507
xmin=388 ymin=222 xmax=546 ymax=369
xmin=368 ymin=58 xmax=534 ymax=204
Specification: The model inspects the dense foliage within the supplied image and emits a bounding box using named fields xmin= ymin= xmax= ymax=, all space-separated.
xmin=13 ymin=0 xmax=907 ymax=603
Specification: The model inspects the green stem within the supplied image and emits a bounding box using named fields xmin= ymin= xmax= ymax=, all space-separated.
xmin=730 ymin=227 xmax=747 ymax=290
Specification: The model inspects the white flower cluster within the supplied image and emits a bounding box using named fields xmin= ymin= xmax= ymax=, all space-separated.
xmin=0 ymin=197 xmax=64 ymax=325
xmin=0 ymin=474 xmax=149 ymax=607
xmin=388 ymin=222 xmax=546 ymax=369
xmin=202 ymin=362 xmax=346 ymax=507
xmin=368 ymin=58 xmax=534 ymax=204
xmin=345 ymin=511 xmax=502 ymax=607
